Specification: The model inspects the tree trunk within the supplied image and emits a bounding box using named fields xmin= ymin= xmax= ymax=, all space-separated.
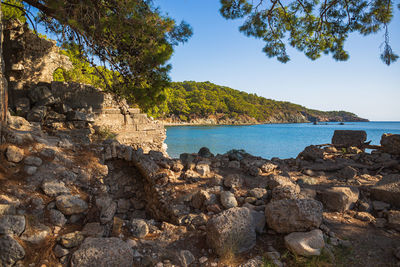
xmin=0 ymin=2 xmax=9 ymax=143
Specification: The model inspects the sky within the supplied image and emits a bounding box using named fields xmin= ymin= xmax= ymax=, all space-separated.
xmin=155 ymin=0 xmax=400 ymax=121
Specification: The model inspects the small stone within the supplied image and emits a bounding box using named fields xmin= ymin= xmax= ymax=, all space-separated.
xmin=49 ymin=209 xmax=67 ymax=227
xmin=24 ymin=165 xmax=37 ymax=175
xmin=372 ymin=201 xmax=390 ymax=211
xmin=198 ymin=147 xmax=213 ymax=158
xmin=249 ymin=188 xmax=267 ymax=199
xmin=6 ymin=145 xmax=24 ymax=163
xmin=224 ymin=174 xmax=243 ymax=188
xmin=54 ymin=245 xmax=69 ymax=258
xmin=354 ymin=212 xmax=375 ymax=223
xmin=179 ymin=250 xmax=195 ymax=267
xmin=81 ymin=222 xmax=105 ymax=237
xmin=196 ymin=162 xmax=210 ymax=176
xmin=0 ymin=235 xmax=25 ymax=266
xmin=56 ymin=195 xmax=88 ymax=215
xmin=42 ymin=180 xmax=71 ymax=197
xmin=21 ymin=223 xmax=51 ymax=245
xmin=24 ymin=156 xmax=42 ymax=167
xmin=284 ymin=229 xmax=325 ymax=256
xmin=192 ymin=190 xmax=211 ymax=210
xmin=387 ymin=210 xmax=400 ymax=231
xmin=261 ymin=162 xmax=278 ymax=173
xmin=100 ymin=201 xmax=117 ymax=224
xmin=248 ymin=166 xmax=262 ymax=176
xmin=0 ymin=204 xmax=16 ymax=216
xmin=39 ymin=148 xmax=56 ymax=159
xmin=59 ymin=231 xmax=84 ymax=248
xmin=130 ymin=219 xmax=149 ymax=238
xmin=220 ymin=191 xmax=238 ymax=209
xmin=199 ymin=256 xmax=208 ymax=264
xmin=0 ymin=215 xmax=26 ymax=235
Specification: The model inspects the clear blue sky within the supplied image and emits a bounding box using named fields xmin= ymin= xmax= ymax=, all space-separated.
xmin=155 ymin=0 xmax=400 ymax=121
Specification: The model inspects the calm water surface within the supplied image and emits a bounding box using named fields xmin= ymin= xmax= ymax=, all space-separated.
xmin=165 ymin=122 xmax=400 ymax=159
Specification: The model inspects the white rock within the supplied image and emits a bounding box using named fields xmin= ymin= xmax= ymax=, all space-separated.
xmin=284 ymin=229 xmax=325 ymax=256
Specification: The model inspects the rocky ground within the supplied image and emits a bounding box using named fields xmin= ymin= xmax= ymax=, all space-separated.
xmin=0 ymin=115 xmax=400 ymax=267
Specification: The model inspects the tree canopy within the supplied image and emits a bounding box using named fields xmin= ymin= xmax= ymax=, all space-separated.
xmin=220 ymin=0 xmax=398 ymax=64
xmin=2 ymin=0 xmax=192 ymax=109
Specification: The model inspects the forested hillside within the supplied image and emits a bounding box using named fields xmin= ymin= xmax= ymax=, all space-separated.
xmin=147 ymin=81 xmax=368 ymax=124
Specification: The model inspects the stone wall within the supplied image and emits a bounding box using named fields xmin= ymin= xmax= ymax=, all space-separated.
xmin=3 ymin=19 xmax=72 ymax=108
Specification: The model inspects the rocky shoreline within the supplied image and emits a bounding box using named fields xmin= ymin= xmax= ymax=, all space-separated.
xmin=1 ymin=114 xmax=399 ymax=266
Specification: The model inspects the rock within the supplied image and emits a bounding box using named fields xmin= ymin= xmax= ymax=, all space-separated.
xmin=320 ymin=186 xmax=359 ymax=212
xmin=380 ymin=134 xmax=400 ymax=155
xmin=220 ymin=191 xmax=238 ymax=209
xmin=0 ymin=215 xmax=25 ymax=235
xmin=372 ymin=201 xmax=390 ymax=211
xmin=39 ymin=148 xmax=56 ymax=159
xmin=66 ymin=110 xmax=95 ymax=122
xmin=228 ymin=160 xmax=240 ymax=168
xmin=180 ymin=153 xmax=196 ymax=168
xmin=198 ymin=147 xmax=213 ymax=158
xmin=24 ymin=165 xmax=37 ymax=175
xmin=71 ymin=237 xmax=134 ymax=267
xmin=271 ymin=185 xmax=300 ymax=201
xmin=15 ymin=97 xmax=30 ymax=116
xmin=59 ymin=231 xmax=84 ymax=248
xmin=82 ymin=222 xmax=105 ymax=237
xmin=299 ymin=145 xmax=324 ymax=161
xmin=27 ymin=105 xmax=47 ymax=122
xmin=130 ymin=219 xmax=149 ymax=238
xmin=387 ymin=210 xmax=400 ymax=231
xmin=206 ymin=207 xmax=256 ymax=256
xmin=370 ymin=174 xmax=400 ymax=207
xmin=261 ymin=162 xmax=278 ymax=173
xmin=179 ymin=250 xmax=195 ymax=267
xmin=265 ymin=199 xmax=323 ymax=233
xmin=41 ymin=179 xmax=70 ymax=197
xmin=54 ymin=244 xmax=69 ymax=258
xmin=251 ymin=210 xmax=266 ymax=234
xmin=0 ymin=235 xmax=25 ymax=266
xmin=332 ymin=130 xmax=367 ymax=148
xmin=238 ymin=256 xmax=264 ymax=267
xmin=100 ymin=201 xmax=117 ymax=224
xmin=224 ymin=174 xmax=243 ymax=188
xmin=285 ymin=229 xmax=325 ymax=256
xmin=249 ymin=188 xmax=267 ymax=199
xmin=199 ymin=256 xmax=208 ymax=264
xmin=49 ymin=209 xmax=67 ymax=227
xmin=248 ymin=166 xmax=262 ymax=176
xmin=354 ymin=212 xmax=375 ymax=223
xmin=20 ymin=223 xmax=51 ymax=245
xmin=267 ymin=175 xmax=298 ymax=190
xmin=56 ymin=195 xmax=88 ymax=215
xmin=192 ymin=190 xmax=211 ymax=210
xmin=28 ymin=85 xmax=52 ymax=103
xmin=374 ymin=218 xmax=387 ymax=228
xmin=338 ymin=166 xmax=358 ymax=180
xmin=5 ymin=145 xmax=24 ymax=163
xmin=196 ymin=162 xmax=210 ymax=176
xmin=0 ymin=204 xmax=16 ymax=216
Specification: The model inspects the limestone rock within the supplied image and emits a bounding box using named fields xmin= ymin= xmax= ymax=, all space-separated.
xmin=271 ymin=185 xmax=300 ymax=201
xmin=320 ymin=186 xmax=359 ymax=212
xmin=0 ymin=215 xmax=25 ymax=236
xmin=220 ymin=191 xmax=238 ymax=209
xmin=71 ymin=237 xmax=134 ymax=267
xmin=265 ymin=199 xmax=323 ymax=233
xmin=223 ymin=174 xmax=243 ymax=188
xmin=261 ymin=162 xmax=278 ymax=173
xmin=249 ymin=188 xmax=267 ymax=199
xmin=284 ymin=229 xmax=325 ymax=256
xmin=5 ymin=145 xmax=24 ymax=163
xmin=0 ymin=235 xmax=25 ymax=266
xmin=196 ymin=162 xmax=210 ymax=176
xmin=41 ymin=180 xmax=70 ymax=197
xmin=56 ymin=195 xmax=88 ymax=215
xmin=206 ymin=207 xmax=256 ymax=256
xmin=191 ymin=190 xmax=211 ymax=210
xmin=370 ymin=174 xmax=400 ymax=207
xmin=332 ymin=130 xmax=367 ymax=148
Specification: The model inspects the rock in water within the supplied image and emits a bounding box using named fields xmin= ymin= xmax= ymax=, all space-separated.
xmin=70 ymin=237 xmax=134 ymax=267
xmin=265 ymin=199 xmax=323 ymax=233
xmin=320 ymin=186 xmax=359 ymax=212
xmin=206 ymin=207 xmax=256 ymax=256
xmin=284 ymin=229 xmax=325 ymax=256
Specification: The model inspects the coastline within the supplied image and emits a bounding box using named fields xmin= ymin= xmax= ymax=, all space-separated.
xmin=161 ymin=120 xmax=367 ymax=127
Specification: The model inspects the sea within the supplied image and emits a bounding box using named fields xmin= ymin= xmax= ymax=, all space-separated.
xmin=165 ymin=122 xmax=400 ymax=159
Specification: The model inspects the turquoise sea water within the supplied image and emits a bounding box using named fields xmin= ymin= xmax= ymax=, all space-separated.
xmin=165 ymin=122 xmax=400 ymax=159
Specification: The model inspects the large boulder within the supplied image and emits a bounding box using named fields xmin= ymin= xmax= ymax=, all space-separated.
xmin=370 ymin=174 xmax=400 ymax=207
xmin=380 ymin=134 xmax=400 ymax=155
xmin=320 ymin=186 xmax=359 ymax=212
xmin=0 ymin=235 xmax=25 ymax=266
xmin=56 ymin=195 xmax=88 ymax=215
xmin=284 ymin=229 xmax=325 ymax=257
xmin=206 ymin=207 xmax=257 ymax=256
xmin=71 ymin=237 xmax=134 ymax=267
xmin=332 ymin=130 xmax=367 ymax=148
xmin=265 ymin=199 xmax=323 ymax=233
